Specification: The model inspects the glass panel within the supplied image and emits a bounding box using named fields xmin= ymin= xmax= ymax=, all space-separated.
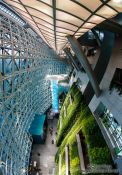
xmin=41 ymin=37 xmax=49 ymax=45
xmin=87 ymin=15 xmax=105 ymax=24
xmin=56 ymin=11 xmax=83 ymax=26
xmin=56 ymin=32 xmax=67 ymax=37
xmin=33 ymin=16 xmax=53 ymax=25
xmin=37 ymin=24 xmax=54 ymax=34
xmin=77 ymin=28 xmax=89 ymax=33
xmin=56 ymin=38 xmax=67 ymax=41
xmin=108 ymin=1 xmax=122 ymax=12
xmin=56 ymin=21 xmax=78 ymax=31
xmin=57 ymin=0 xmax=91 ymax=20
xmin=82 ymin=23 xmax=96 ymax=29
xmin=40 ymin=31 xmax=54 ymax=37
xmin=56 ymin=36 xmax=67 ymax=39
xmin=57 ymin=43 xmax=66 ymax=51
xmin=26 ymin=19 xmax=35 ymax=26
xmin=57 ymin=39 xmax=66 ymax=42
xmin=26 ymin=7 xmax=53 ymax=24
xmin=21 ymin=0 xmax=53 ymax=17
xmin=34 ymin=17 xmax=54 ymax=30
xmin=44 ymin=35 xmax=55 ymax=40
xmin=56 ymin=27 xmax=74 ymax=35
xmin=44 ymin=35 xmax=54 ymax=39
xmin=74 ymin=0 xmax=102 ymax=11
xmin=5 ymin=0 xmax=26 ymax=12
xmin=57 ymin=42 xmax=66 ymax=46
xmin=75 ymin=35 xmax=80 ymax=39
xmin=29 ymin=23 xmax=39 ymax=30
xmin=75 ymin=32 xmax=84 ymax=36
xmin=45 ymin=38 xmax=55 ymax=42
xmin=28 ymin=25 xmax=49 ymax=43
xmin=40 ymin=0 xmax=52 ymax=5
xmin=96 ymin=5 xmax=118 ymax=18
xmin=49 ymin=41 xmax=55 ymax=45
xmin=15 ymin=8 xmax=32 ymax=20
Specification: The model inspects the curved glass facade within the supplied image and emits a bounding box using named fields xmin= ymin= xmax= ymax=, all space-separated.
xmin=0 ymin=13 xmax=71 ymax=175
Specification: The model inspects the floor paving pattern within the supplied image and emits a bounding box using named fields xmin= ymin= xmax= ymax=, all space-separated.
xmin=31 ymin=118 xmax=58 ymax=175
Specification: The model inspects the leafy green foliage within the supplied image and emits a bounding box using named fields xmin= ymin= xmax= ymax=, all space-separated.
xmin=56 ymin=84 xmax=114 ymax=174
xmin=88 ymin=147 xmax=112 ymax=165
xmin=69 ymin=141 xmax=81 ymax=175
xmin=59 ymin=82 xmax=79 ymax=122
xmin=61 ymin=150 xmax=66 ymax=175
xmin=81 ymin=116 xmax=107 ymax=148
xmin=56 ymin=86 xmax=83 ymax=146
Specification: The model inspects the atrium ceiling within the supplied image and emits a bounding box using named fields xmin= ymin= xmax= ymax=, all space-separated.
xmin=4 ymin=0 xmax=122 ymax=51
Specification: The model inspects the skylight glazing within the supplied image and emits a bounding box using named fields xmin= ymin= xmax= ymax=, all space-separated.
xmin=0 ymin=3 xmax=25 ymax=26
xmin=3 ymin=0 xmax=121 ymax=51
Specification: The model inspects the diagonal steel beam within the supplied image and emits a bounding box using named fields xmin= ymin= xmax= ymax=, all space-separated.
xmin=91 ymin=29 xmax=102 ymax=47
xmin=64 ymin=47 xmax=80 ymax=71
xmin=67 ymin=35 xmax=101 ymax=97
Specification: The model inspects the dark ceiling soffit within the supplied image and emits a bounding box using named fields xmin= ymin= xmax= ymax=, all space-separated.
xmin=78 ymin=35 xmax=98 ymax=47
xmin=96 ymin=18 xmax=122 ymax=36
xmin=91 ymin=29 xmax=102 ymax=46
xmin=62 ymin=0 xmax=111 ymax=50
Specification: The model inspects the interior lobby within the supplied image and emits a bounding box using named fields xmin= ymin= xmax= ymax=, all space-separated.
xmin=0 ymin=0 xmax=122 ymax=175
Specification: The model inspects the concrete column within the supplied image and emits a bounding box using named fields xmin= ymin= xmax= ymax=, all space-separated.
xmin=69 ymin=94 xmax=73 ymax=105
xmin=65 ymin=145 xmax=70 ymax=175
xmin=64 ymin=105 xmax=67 ymax=117
xmin=67 ymin=35 xmax=101 ymax=97
xmin=76 ymin=134 xmax=86 ymax=173
xmin=59 ymin=154 xmax=62 ymax=175
xmin=60 ymin=115 xmax=62 ymax=129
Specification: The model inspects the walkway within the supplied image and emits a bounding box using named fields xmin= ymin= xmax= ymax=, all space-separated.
xmin=31 ymin=117 xmax=58 ymax=175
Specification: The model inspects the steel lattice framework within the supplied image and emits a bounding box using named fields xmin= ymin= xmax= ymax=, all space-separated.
xmin=0 ymin=13 xmax=71 ymax=175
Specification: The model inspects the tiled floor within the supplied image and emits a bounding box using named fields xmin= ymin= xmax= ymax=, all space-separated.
xmin=31 ymin=117 xmax=58 ymax=175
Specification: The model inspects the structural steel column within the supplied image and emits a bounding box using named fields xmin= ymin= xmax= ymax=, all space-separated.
xmin=91 ymin=29 xmax=102 ymax=47
xmin=67 ymin=35 xmax=101 ymax=97
xmin=64 ymin=48 xmax=80 ymax=71
xmin=83 ymin=30 xmax=115 ymax=104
